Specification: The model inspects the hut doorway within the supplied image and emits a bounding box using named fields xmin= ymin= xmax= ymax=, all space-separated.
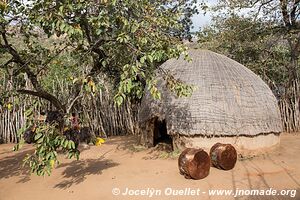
xmin=153 ymin=118 xmax=173 ymax=150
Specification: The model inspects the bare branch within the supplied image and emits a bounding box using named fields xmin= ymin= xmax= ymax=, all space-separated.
xmin=66 ymin=93 xmax=83 ymax=114
xmin=253 ymin=0 xmax=275 ymax=21
xmin=280 ymin=0 xmax=291 ymax=29
xmin=291 ymin=0 xmax=300 ymax=26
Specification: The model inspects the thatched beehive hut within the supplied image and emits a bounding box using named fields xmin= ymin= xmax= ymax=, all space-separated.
xmin=138 ymin=50 xmax=282 ymax=153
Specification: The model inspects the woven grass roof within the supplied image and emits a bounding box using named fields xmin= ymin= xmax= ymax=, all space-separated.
xmin=139 ymin=49 xmax=282 ymax=137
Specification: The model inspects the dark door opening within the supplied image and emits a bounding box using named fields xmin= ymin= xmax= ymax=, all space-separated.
xmin=153 ymin=118 xmax=173 ymax=150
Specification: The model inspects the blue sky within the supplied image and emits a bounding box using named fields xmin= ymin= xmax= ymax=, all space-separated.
xmin=192 ymin=12 xmax=212 ymax=31
xmin=191 ymin=0 xmax=218 ymax=31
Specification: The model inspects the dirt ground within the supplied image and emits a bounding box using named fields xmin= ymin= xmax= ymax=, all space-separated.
xmin=0 ymin=133 xmax=300 ymax=200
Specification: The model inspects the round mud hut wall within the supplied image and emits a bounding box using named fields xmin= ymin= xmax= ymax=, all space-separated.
xmin=138 ymin=50 xmax=282 ymax=153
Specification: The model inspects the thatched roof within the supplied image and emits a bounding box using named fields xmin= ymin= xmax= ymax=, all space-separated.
xmin=139 ymin=49 xmax=282 ymax=137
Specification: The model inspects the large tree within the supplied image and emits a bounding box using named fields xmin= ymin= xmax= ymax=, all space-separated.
xmin=0 ymin=0 xmax=197 ymax=175
xmin=213 ymin=0 xmax=300 ymax=81
xmin=1 ymin=0 xmax=196 ymax=114
xmin=198 ymin=0 xmax=300 ymax=132
xmin=198 ymin=15 xmax=290 ymax=90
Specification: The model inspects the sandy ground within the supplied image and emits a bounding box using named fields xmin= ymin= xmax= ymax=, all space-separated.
xmin=0 ymin=134 xmax=300 ymax=200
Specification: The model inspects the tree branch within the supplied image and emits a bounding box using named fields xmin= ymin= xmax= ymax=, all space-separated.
xmin=80 ymin=13 xmax=93 ymax=44
xmin=1 ymin=29 xmax=66 ymax=112
xmin=17 ymin=89 xmax=65 ymax=112
xmin=291 ymin=0 xmax=300 ymax=26
xmin=280 ymin=0 xmax=291 ymax=29
xmin=66 ymin=93 xmax=83 ymax=114
xmin=253 ymin=0 xmax=275 ymax=22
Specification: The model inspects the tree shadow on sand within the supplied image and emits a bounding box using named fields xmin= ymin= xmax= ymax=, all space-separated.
xmin=230 ymin=158 xmax=300 ymax=200
xmin=54 ymin=156 xmax=119 ymax=189
xmin=0 ymin=149 xmax=34 ymax=183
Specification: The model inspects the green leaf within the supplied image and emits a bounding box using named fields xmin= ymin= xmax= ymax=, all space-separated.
xmin=69 ymin=141 xmax=75 ymax=149
xmin=140 ymin=56 xmax=146 ymax=64
xmin=115 ymin=95 xmax=124 ymax=106
xmin=60 ymin=23 xmax=66 ymax=32
xmin=59 ymin=6 xmax=64 ymax=13
xmin=131 ymin=23 xmax=139 ymax=33
xmin=112 ymin=0 xmax=117 ymax=6
xmin=60 ymin=138 xmax=65 ymax=146
xmin=34 ymin=133 xmax=43 ymax=141
xmin=147 ymin=55 xmax=153 ymax=63
xmin=46 ymin=153 xmax=52 ymax=160
xmin=67 ymin=152 xmax=73 ymax=159
xmin=64 ymin=140 xmax=69 ymax=148
xmin=13 ymin=144 xmax=20 ymax=151
xmin=36 ymin=137 xmax=44 ymax=144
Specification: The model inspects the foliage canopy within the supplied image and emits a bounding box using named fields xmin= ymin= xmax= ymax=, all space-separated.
xmin=0 ymin=0 xmax=198 ymax=175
